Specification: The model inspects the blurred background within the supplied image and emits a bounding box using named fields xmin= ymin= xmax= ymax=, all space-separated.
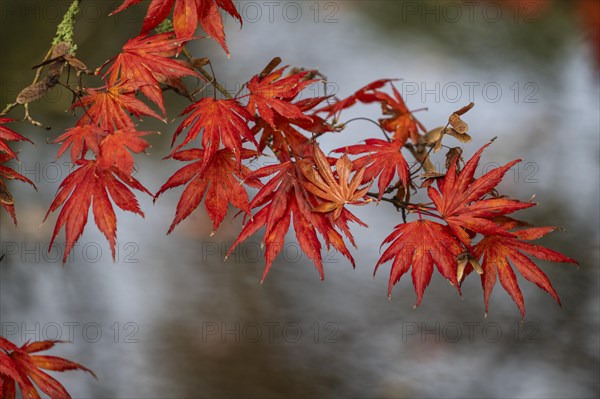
xmin=1 ymin=0 xmax=598 ymax=397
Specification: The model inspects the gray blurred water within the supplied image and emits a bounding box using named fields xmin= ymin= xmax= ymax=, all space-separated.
xmin=1 ymin=1 xmax=599 ymax=398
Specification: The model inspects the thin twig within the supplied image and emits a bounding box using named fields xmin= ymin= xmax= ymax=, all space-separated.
xmin=342 ymin=117 xmax=391 ymax=142
xmin=181 ymin=47 xmax=233 ymax=100
xmin=365 ymin=192 xmax=438 ymax=218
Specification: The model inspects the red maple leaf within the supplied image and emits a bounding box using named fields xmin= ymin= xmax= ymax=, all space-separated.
xmin=473 ymin=223 xmax=578 ymax=317
xmin=253 ymin=96 xmax=334 ymax=158
xmin=374 ymin=84 xmax=426 ymax=144
xmin=0 ymin=118 xmax=33 ymax=159
xmin=105 ymin=32 xmax=200 ymax=114
xmin=317 ymin=80 xmax=425 ymax=143
xmin=0 ymin=153 xmax=36 ymax=225
xmin=97 ymin=129 xmax=153 ymax=174
xmin=156 ymin=147 xmax=260 ymax=233
xmin=0 ymin=119 xmax=35 ymax=224
xmin=375 ymin=219 xmax=464 ymax=305
xmin=74 ymin=82 xmax=163 ymax=132
xmin=45 ymin=160 xmax=151 ymax=262
xmin=172 ymin=97 xmax=257 ymax=168
xmin=0 ymin=337 xmax=94 ymax=399
xmin=317 ymin=79 xmax=393 ymax=118
xmin=253 ymin=117 xmax=313 ymax=159
xmin=428 ymin=143 xmax=535 ymax=245
xmin=333 ymin=138 xmax=410 ymax=199
xmin=298 ymin=145 xmax=372 ymax=220
xmin=111 ymin=0 xmax=242 ymax=54
xmin=245 ymin=67 xmax=315 ymax=129
xmin=53 ymin=125 xmax=105 ymax=163
xmin=227 ymin=157 xmax=360 ymax=281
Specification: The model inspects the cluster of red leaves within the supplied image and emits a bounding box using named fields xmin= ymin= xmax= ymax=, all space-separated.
xmin=156 ymin=66 xmax=370 ymax=283
xmin=0 ymin=338 xmax=94 ymax=399
xmin=320 ymin=82 xmax=575 ymax=316
xmin=2 ymin=0 xmax=577 ymax=329
xmin=45 ymin=32 xmax=201 ymax=263
xmin=153 ymin=64 xmax=577 ymax=317
xmin=375 ymin=142 xmax=577 ymax=316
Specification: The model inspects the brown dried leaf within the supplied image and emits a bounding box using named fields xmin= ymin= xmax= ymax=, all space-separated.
xmin=448 ymin=113 xmax=468 ymax=134
xmin=454 ymin=102 xmax=475 ymax=116
xmin=445 ymin=147 xmax=463 ymax=170
xmin=0 ymin=180 xmax=14 ymax=205
xmin=422 ymin=127 xmax=444 ymax=145
xmin=444 ymin=127 xmax=472 ymax=143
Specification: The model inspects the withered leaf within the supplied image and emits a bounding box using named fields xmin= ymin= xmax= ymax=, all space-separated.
xmin=444 ymin=127 xmax=472 ymax=143
xmin=448 ymin=113 xmax=469 ymax=134
xmin=454 ymin=102 xmax=475 ymax=116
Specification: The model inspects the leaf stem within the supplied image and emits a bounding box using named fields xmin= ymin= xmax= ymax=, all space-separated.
xmin=181 ymin=47 xmax=233 ymax=100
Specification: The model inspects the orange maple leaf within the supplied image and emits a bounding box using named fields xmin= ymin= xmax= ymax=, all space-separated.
xmin=299 ymin=145 xmax=372 ymax=220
